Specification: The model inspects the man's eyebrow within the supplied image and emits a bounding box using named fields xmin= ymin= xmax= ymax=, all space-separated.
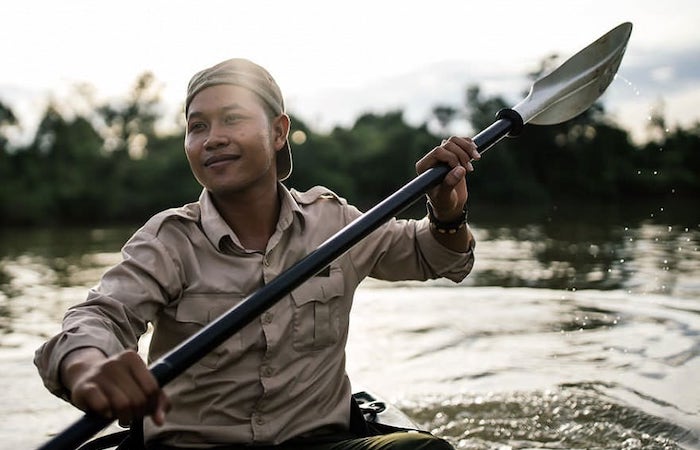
xmin=187 ymin=103 xmax=245 ymax=120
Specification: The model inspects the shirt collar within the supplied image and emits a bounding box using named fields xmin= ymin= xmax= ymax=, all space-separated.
xmin=198 ymin=184 xmax=304 ymax=253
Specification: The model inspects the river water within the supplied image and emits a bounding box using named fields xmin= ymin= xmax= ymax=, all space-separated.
xmin=1 ymin=201 xmax=698 ymax=450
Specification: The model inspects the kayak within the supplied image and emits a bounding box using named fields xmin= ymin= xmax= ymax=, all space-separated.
xmin=353 ymin=390 xmax=418 ymax=430
xmin=76 ymin=391 xmax=419 ymax=450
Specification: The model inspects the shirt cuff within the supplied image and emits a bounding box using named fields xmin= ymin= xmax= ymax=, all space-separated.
xmin=415 ymin=218 xmax=475 ymax=282
xmin=34 ymin=329 xmax=124 ymax=401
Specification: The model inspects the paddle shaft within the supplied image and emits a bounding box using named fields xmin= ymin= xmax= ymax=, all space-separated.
xmin=37 ymin=113 xmax=517 ymax=450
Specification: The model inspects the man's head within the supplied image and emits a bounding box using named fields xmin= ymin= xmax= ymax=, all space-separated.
xmin=186 ymin=58 xmax=292 ymax=180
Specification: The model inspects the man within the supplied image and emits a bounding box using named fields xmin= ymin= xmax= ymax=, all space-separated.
xmin=35 ymin=58 xmax=479 ymax=449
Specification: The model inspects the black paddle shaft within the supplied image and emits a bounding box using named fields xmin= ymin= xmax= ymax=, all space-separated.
xmin=37 ymin=109 xmax=521 ymax=450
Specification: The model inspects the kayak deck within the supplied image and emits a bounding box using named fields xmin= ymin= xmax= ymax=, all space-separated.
xmin=76 ymin=391 xmax=420 ymax=450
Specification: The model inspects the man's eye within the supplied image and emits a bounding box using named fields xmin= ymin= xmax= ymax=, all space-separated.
xmin=224 ymin=114 xmax=242 ymax=124
xmin=188 ymin=122 xmax=206 ymax=132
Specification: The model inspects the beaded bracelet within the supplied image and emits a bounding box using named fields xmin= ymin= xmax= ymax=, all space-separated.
xmin=426 ymin=201 xmax=468 ymax=234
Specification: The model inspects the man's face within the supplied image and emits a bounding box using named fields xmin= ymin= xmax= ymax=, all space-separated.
xmin=184 ymin=84 xmax=286 ymax=196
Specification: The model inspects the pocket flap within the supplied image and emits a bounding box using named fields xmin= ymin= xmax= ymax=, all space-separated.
xmin=175 ymin=293 xmax=244 ymax=325
xmin=290 ymin=266 xmax=344 ymax=306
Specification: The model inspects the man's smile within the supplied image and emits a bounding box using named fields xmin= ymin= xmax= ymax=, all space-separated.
xmin=204 ymin=153 xmax=241 ymax=167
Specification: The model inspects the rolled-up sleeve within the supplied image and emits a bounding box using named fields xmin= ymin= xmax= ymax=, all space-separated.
xmin=412 ymin=217 xmax=475 ymax=282
xmin=350 ymin=212 xmax=475 ymax=283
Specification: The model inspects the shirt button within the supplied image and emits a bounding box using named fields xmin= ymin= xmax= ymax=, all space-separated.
xmin=262 ymin=312 xmax=274 ymax=324
xmin=261 ymin=365 xmax=274 ymax=377
xmin=263 ymin=256 xmax=270 ymax=267
xmin=255 ymin=415 xmax=265 ymax=425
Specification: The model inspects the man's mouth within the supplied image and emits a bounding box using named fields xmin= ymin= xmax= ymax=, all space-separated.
xmin=204 ymin=154 xmax=240 ymax=167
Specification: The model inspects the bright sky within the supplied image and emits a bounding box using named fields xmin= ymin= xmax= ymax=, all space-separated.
xmin=2 ymin=0 xmax=699 ymax=143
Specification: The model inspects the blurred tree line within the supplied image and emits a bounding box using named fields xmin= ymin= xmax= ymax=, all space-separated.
xmin=1 ymin=63 xmax=698 ymax=227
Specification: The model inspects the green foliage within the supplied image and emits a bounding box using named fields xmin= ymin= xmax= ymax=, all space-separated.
xmin=1 ymin=69 xmax=698 ymax=227
xmin=0 ymin=77 xmax=200 ymax=227
xmin=0 ymin=100 xmax=17 ymax=152
xmin=285 ymin=115 xmax=358 ymax=199
xmin=287 ymin=111 xmax=438 ymax=210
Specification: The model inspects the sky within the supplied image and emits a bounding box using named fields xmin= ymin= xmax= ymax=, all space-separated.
xmin=2 ymin=0 xmax=699 ymax=144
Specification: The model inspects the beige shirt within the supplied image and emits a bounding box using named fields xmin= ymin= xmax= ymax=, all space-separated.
xmin=35 ymin=184 xmax=474 ymax=448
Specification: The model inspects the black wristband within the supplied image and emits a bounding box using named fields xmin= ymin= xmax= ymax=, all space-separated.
xmin=426 ymin=201 xmax=468 ymax=234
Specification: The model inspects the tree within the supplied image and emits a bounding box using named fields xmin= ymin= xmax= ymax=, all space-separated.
xmin=0 ymin=100 xmax=19 ymax=222
xmin=1 ymin=62 xmax=697 ymax=227
xmin=0 ymin=100 xmax=18 ymax=152
xmin=333 ymin=111 xmax=438 ymax=209
xmin=285 ymin=115 xmax=358 ymax=199
xmin=431 ymin=105 xmax=460 ymax=135
xmin=97 ymin=72 xmax=162 ymax=159
xmin=10 ymin=103 xmax=106 ymax=223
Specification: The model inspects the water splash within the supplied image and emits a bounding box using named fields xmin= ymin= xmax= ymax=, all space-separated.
xmin=402 ymin=383 xmax=698 ymax=450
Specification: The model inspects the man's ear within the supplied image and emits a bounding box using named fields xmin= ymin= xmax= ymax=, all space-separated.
xmin=272 ymin=113 xmax=290 ymax=151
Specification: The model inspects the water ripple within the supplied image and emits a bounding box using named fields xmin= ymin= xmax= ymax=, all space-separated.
xmin=402 ymin=383 xmax=699 ymax=450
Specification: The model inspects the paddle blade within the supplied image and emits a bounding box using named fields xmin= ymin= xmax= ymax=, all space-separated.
xmin=513 ymin=22 xmax=633 ymax=126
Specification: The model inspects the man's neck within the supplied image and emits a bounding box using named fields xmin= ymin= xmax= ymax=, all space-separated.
xmin=212 ymin=185 xmax=281 ymax=252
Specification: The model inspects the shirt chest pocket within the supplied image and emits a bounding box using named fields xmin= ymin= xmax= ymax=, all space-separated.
xmin=290 ymin=266 xmax=345 ymax=352
xmin=175 ymin=293 xmax=244 ymax=368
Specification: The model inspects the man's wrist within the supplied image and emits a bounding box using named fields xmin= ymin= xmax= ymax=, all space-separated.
xmin=426 ymin=201 xmax=468 ymax=234
xmin=60 ymin=347 xmax=106 ymax=392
